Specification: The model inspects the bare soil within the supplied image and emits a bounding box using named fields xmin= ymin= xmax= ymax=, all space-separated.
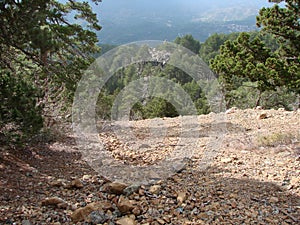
xmin=0 ymin=108 xmax=299 ymax=224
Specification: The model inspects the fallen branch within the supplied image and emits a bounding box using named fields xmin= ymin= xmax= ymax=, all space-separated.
xmin=278 ymin=208 xmax=299 ymax=223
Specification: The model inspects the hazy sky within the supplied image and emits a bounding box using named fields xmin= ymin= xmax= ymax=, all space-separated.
xmin=98 ymin=0 xmax=272 ymax=11
xmin=88 ymin=0 xmax=279 ymax=44
xmin=96 ymin=0 xmax=274 ymax=21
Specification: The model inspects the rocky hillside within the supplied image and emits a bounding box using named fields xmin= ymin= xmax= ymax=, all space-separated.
xmin=0 ymin=108 xmax=299 ymax=224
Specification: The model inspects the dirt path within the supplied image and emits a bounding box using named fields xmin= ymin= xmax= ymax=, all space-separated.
xmin=0 ymin=108 xmax=299 ymax=224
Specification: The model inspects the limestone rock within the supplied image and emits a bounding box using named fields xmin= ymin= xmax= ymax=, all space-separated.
xmin=88 ymin=210 xmax=109 ymax=224
xmin=269 ymin=197 xmax=279 ymax=203
xmin=21 ymin=220 xmax=32 ymax=225
xmin=70 ymin=202 xmax=103 ymax=223
xmin=123 ymin=184 xmax=141 ymax=196
xmin=116 ymin=217 xmax=137 ymax=225
xmin=172 ymin=161 xmax=186 ymax=173
xmin=49 ymin=179 xmax=67 ymax=187
xmin=117 ymin=197 xmax=135 ymax=214
xmin=41 ymin=197 xmax=67 ymax=208
xmin=132 ymin=207 xmax=141 ymax=216
xmin=71 ymin=178 xmax=84 ymax=189
xmin=149 ymin=185 xmax=161 ymax=195
xmin=82 ymin=174 xmax=92 ymax=181
xmin=290 ymin=177 xmax=300 ymax=188
xmin=221 ymin=157 xmax=233 ymax=163
xmin=177 ymin=191 xmax=187 ymax=204
xmin=156 ymin=218 xmax=165 ymax=224
xmin=106 ymin=182 xmax=128 ymax=195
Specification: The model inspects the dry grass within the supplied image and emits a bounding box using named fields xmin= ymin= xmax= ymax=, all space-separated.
xmin=257 ymin=131 xmax=300 ymax=147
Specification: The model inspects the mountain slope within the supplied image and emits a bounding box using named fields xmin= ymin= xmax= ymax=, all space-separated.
xmin=0 ymin=108 xmax=299 ymax=223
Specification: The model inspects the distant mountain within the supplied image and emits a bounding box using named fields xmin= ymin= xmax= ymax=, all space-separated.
xmin=89 ymin=0 xmax=277 ymax=44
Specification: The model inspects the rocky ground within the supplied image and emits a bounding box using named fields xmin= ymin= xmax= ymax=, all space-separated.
xmin=0 ymin=108 xmax=299 ymax=225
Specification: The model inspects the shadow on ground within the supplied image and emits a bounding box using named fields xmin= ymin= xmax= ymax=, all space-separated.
xmin=0 ymin=137 xmax=299 ymax=224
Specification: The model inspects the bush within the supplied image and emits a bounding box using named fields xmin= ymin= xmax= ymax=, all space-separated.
xmin=0 ymin=70 xmax=43 ymax=144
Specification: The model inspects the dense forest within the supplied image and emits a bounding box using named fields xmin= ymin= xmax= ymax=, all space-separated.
xmin=0 ymin=0 xmax=299 ymax=143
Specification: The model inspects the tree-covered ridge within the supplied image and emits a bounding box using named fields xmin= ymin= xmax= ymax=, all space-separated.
xmin=96 ymin=42 xmax=212 ymax=121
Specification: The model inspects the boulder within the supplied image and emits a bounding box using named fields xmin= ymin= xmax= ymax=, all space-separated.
xmin=70 ymin=202 xmax=103 ymax=223
xmin=106 ymin=182 xmax=128 ymax=195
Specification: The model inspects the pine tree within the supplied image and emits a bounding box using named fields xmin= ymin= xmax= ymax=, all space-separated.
xmin=0 ymin=0 xmax=102 ymax=137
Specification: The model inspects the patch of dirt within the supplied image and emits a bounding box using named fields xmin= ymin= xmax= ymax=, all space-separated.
xmin=0 ymin=108 xmax=299 ymax=224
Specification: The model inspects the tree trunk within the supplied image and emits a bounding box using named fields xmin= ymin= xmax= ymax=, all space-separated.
xmin=255 ymin=91 xmax=262 ymax=107
xmin=292 ymin=94 xmax=300 ymax=110
xmin=40 ymin=49 xmax=49 ymax=66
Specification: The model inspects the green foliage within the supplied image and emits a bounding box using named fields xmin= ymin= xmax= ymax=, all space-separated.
xmin=260 ymin=87 xmax=298 ymax=110
xmin=257 ymin=0 xmax=300 ymax=94
xmin=96 ymin=92 xmax=115 ymax=120
xmin=228 ymin=82 xmax=260 ymax=109
xmin=95 ymin=39 xmax=212 ymax=120
xmin=210 ymin=1 xmax=299 ymax=108
xmin=174 ymin=34 xmax=201 ymax=54
xmin=217 ymin=33 xmax=277 ymax=88
xmin=97 ymin=44 xmax=118 ymax=56
xmin=0 ymin=70 xmax=43 ymax=143
xmin=141 ymin=97 xmax=179 ymax=119
xmin=224 ymin=81 xmax=298 ymax=109
xmin=1 ymin=0 xmax=101 ymax=93
xmin=96 ymin=41 xmax=211 ymax=121
xmin=199 ymin=33 xmax=239 ymax=64
xmin=0 ymin=0 xmax=101 ymax=141
xmin=182 ymin=81 xmax=210 ymax=114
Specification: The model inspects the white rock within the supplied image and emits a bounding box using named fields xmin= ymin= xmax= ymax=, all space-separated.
xmin=116 ymin=217 xmax=137 ymax=225
xmin=226 ymin=107 xmax=237 ymax=114
xmin=149 ymin=185 xmax=161 ymax=194
xmin=221 ymin=157 xmax=233 ymax=163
